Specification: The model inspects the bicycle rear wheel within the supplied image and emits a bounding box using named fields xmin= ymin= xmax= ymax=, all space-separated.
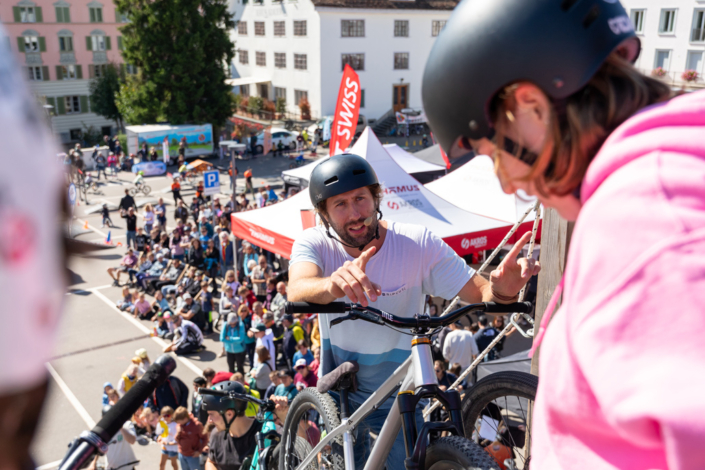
xmin=462 ymin=371 xmax=538 ymax=470
xmin=426 ymin=436 xmax=500 ymax=470
xmin=141 ymin=185 xmax=151 ymax=195
xmin=279 ymin=388 xmax=344 ymax=470
xmin=128 ymin=187 xmax=137 ymax=197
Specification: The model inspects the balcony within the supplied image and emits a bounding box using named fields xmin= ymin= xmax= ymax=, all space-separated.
xmin=92 ymin=51 xmax=108 ymax=63
xmin=60 ymin=52 xmax=76 ymax=64
xmin=25 ymin=52 xmax=42 ymax=65
xmin=639 ymin=68 xmax=705 ymax=90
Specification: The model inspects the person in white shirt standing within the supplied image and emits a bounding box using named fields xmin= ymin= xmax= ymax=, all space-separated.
xmin=442 ymin=321 xmax=479 ymax=372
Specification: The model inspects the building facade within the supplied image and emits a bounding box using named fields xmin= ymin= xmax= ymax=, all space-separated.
xmin=228 ymin=0 xmax=457 ymax=121
xmin=623 ymin=0 xmax=705 ymax=88
xmin=1 ymin=0 xmax=128 ymax=144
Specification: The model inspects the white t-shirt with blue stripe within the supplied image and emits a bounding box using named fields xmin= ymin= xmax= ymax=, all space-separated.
xmin=290 ymin=222 xmax=474 ymax=407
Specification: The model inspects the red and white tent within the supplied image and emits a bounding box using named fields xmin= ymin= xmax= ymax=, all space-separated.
xmin=231 ymin=128 xmax=535 ymax=259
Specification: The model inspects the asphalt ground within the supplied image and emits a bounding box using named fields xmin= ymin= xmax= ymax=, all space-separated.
xmin=35 ymin=151 xmax=530 ymax=469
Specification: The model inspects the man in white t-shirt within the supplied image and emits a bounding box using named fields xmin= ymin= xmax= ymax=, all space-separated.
xmin=288 ymin=153 xmax=539 ymax=470
xmin=88 ymin=406 xmax=139 ymax=470
xmin=443 ymin=321 xmax=479 ymax=371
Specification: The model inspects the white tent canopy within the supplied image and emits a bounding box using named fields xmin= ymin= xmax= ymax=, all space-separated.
xmin=425 ymin=155 xmax=538 ymax=224
xmin=233 ymin=128 xmax=535 ymax=258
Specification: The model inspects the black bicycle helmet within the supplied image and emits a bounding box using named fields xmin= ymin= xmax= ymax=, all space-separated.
xmin=422 ymin=0 xmax=640 ymax=153
xmin=201 ymin=381 xmax=248 ymax=416
xmin=308 ymin=154 xmax=378 ymax=206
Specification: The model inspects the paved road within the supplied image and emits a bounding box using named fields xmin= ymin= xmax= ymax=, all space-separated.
xmin=36 ymin=154 xmax=530 ymax=469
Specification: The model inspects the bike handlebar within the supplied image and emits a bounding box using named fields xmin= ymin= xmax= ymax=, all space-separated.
xmin=285 ymin=301 xmax=533 ymax=330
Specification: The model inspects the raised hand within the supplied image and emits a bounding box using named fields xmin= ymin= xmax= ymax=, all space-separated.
xmin=489 ymin=231 xmax=541 ymax=301
xmin=327 ymin=246 xmax=382 ymax=307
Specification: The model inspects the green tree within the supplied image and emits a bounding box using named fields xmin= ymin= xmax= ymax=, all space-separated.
xmin=114 ymin=72 xmax=161 ymax=124
xmin=115 ymin=0 xmax=236 ymax=126
xmin=89 ymin=63 xmax=123 ymax=130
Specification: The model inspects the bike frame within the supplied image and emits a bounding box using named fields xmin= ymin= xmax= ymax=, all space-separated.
xmin=292 ymin=336 xmax=462 ymax=470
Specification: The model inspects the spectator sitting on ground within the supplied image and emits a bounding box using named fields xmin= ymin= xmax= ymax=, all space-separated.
xmin=164 ymin=266 xmax=196 ymax=302
xmin=135 ymin=348 xmax=151 ymax=376
xmin=102 ymin=382 xmax=114 ymax=406
xmin=273 ymin=370 xmax=298 ymax=401
xmin=132 ymin=292 xmax=152 ymax=319
xmin=108 ymin=248 xmax=138 ymax=287
xmin=117 ymin=364 xmax=139 ymax=397
xmin=164 ymin=315 xmax=204 ymax=356
xmin=177 ymin=293 xmax=207 ymax=332
xmin=154 ymin=312 xmax=174 ymax=340
xmin=269 ymin=281 xmax=287 ymax=321
xmin=116 ymin=286 xmax=134 ymax=311
xmin=151 ymin=290 xmax=171 ymax=316
xmin=129 ymin=252 xmax=154 ymax=287
xmin=139 ymin=253 xmax=167 ymax=291
xmin=149 ymin=259 xmax=184 ymax=294
xmin=293 ymin=339 xmax=313 ymax=366
xmin=294 ymin=358 xmax=317 ymax=389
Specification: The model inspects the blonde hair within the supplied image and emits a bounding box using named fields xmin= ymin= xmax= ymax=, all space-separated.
xmin=492 ymin=54 xmax=671 ymax=197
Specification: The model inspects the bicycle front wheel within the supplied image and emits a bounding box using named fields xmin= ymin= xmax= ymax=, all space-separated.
xmin=462 ymin=371 xmax=538 ymax=470
xmin=426 ymin=436 xmax=500 ymax=470
xmin=141 ymin=185 xmax=151 ymax=195
xmin=279 ymin=388 xmax=344 ymax=470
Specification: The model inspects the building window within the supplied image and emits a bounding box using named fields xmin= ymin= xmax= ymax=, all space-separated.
xmin=61 ymin=64 xmax=76 ymax=79
xmin=654 ymin=49 xmax=671 ymax=70
xmin=91 ymin=35 xmax=105 ymax=51
xmin=274 ymin=52 xmax=286 ymax=68
xmin=341 ymin=20 xmax=364 ymax=37
xmin=294 ymin=53 xmax=307 ymax=70
xmin=93 ymin=64 xmax=107 ymax=77
xmin=65 ymin=95 xmax=81 ymax=114
xmin=59 ymin=36 xmax=73 ymax=51
xmin=630 ymin=9 xmax=645 ymax=34
xmin=342 ymin=53 xmax=364 ymax=71
xmin=255 ymin=21 xmax=265 ymax=36
xmin=692 ymin=9 xmax=705 ymax=42
xmin=69 ymin=128 xmax=82 ymax=140
xmin=274 ymin=87 xmax=286 ymax=100
xmin=24 ymin=36 xmax=39 ymax=52
xmin=125 ymin=63 xmax=137 ymax=74
xmin=240 ymin=84 xmax=250 ymax=96
xmin=659 ymin=9 xmax=676 ymax=34
xmin=256 ymin=51 xmax=266 ymax=66
xmin=360 ymin=89 xmax=365 ymax=108
xmin=394 ymin=52 xmax=409 ymax=70
xmin=686 ymin=50 xmax=703 ymax=73
xmin=238 ymin=21 xmax=248 ymax=35
xmin=89 ymin=6 xmax=103 ymax=22
xmin=394 ymin=20 xmax=408 ymax=37
xmin=56 ymin=6 xmax=70 ymax=22
xmin=28 ymin=66 xmax=43 ymax=80
xmin=274 ymin=21 xmax=285 ymax=36
xmin=118 ymin=11 xmax=128 ymax=22
xmin=293 ymin=20 xmax=306 ymax=36
xmin=20 ymin=6 xmax=36 ymax=23
xmin=432 ymin=20 xmax=446 ymax=36
xmin=294 ymin=89 xmax=307 ymax=105
xmin=101 ymin=126 xmax=112 ymax=136
xmin=239 ymin=50 xmax=249 ymax=64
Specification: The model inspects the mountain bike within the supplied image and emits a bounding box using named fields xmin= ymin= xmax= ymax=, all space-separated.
xmin=280 ymin=300 xmax=533 ymax=470
xmin=198 ymin=387 xmax=282 ymax=470
xmin=128 ymin=181 xmax=151 ymax=197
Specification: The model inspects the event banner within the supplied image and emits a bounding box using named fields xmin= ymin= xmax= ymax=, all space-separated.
xmin=329 ymin=65 xmax=361 ymax=155
xmin=395 ymin=111 xmax=427 ymax=125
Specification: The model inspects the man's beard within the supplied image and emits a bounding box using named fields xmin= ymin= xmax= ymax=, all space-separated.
xmin=330 ymin=215 xmax=378 ymax=248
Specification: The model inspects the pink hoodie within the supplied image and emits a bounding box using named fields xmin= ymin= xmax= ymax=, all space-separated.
xmin=531 ymin=89 xmax=705 ymax=469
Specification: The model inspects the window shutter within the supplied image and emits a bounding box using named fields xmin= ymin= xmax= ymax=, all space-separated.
xmin=55 ymin=7 xmax=63 ymax=22
xmin=46 ymin=97 xmax=56 ymax=113
xmin=97 ymin=8 xmax=102 ymax=22
xmin=57 ymin=97 xmax=66 ymax=115
xmin=88 ymin=64 xmax=94 ymax=78
xmin=86 ymin=36 xmax=92 ymax=51
xmin=39 ymin=36 xmax=46 ymax=52
xmin=105 ymin=36 xmax=111 ymax=50
xmin=35 ymin=7 xmax=43 ymax=22
xmin=80 ymin=95 xmax=89 ymax=113
xmin=42 ymin=65 xmax=50 ymax=80
xmin=89 ymin=8 xmax=96 ymax=22
xmin=56 ymin=65 xmax=63 ymax=80
xmin=76 ymin=64 xmax=83 ymax=79
xmin=65 ymin=7 xmax=71 ymax=23
xmin=117 ymin=36 xmax=122 ymax=50
xmin=17 ymin=37 xmax=25 ymax=52
xmin=115 ymin=8 xmax=120 ymax=23
xmin=13 ymin=7 xmax=21 ymax=23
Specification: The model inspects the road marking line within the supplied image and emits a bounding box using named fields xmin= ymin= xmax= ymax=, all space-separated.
xmin=36 ymin=459 xmax=63 ymax=470
xmin=65 ymin=284 xmax=112 ymax=295
xmin=89 ymin=288 xmax=204 ymax=376
xmin=75 ymin=218 xmax=107 ymax=238
xmin=46 ymin=363 xmax=96 ymax=428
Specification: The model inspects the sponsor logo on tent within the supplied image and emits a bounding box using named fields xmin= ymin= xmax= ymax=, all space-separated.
xmin=384 ymin=185 xmax=420 ymax=194
xmin=461 ymin=236 xmax=488 ymax=250
xmin=249 ymin=228 xmax=275 ymax=245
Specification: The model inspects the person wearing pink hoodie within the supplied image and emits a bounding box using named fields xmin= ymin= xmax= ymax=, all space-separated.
xmin=423 ymin=0 xmax=705 ymax=468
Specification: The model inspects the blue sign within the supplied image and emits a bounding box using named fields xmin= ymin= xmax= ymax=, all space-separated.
xmin=68 ymin=183 xmax=77 ymax=207
xmin=132 ymin=161 xmax=167 ymax=176
xmin=203 ymin=170 xmax=220 ymax=196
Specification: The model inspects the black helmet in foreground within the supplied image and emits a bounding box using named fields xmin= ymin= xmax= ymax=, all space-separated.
xmin=201 ymin=381 xmax=248 ymax=416
xmin=422 ymin=0 xmax=640 ymax=153
xmin=309 ymin=154 xmax=378 ymax=207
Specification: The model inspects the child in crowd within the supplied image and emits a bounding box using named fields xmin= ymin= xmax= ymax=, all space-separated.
xmin=154 ymin=312 xmax=174 ymax=340
xmin=101 ymin=204 xmax=113 ymax=228
xmin=106 ymin=389 xmax=120 ymax=405
xmin=132 ymin=292 xmax=152 ymax=319
xmin=191 ymin=377 xmax=207 ymax=425
xmin=102 ymin=382 xmax=114 ymax=405
xmin=116 ymin=287 xmax=134 ymax=311
xmin=293 ymin=339 xmax=314 ymax=366
xmin=140 ymin=407 xmax=159 ymax=437
xmin=174 ymin=406 xmax=207 ymax=470
xmin=157 ymin=406 xmax=179 ymax=470
xmin=263 ymin=370 xmax=280 ymax=400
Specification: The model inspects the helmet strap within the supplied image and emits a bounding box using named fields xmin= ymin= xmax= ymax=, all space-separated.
xmin=222 ymin=411 xmax=236 ymax=433
xmin=320 ymin=209 xmax=382 ymax=251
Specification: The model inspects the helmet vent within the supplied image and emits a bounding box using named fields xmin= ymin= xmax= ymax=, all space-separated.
xmin=352 ymin=169 xmax=366 ymax=176
xmin=560 ymin=0 xmax=579 ymax=11
xmin=324 ymin=176 xmax=339 ymax=186
xmin=582 ymin=5 xmax=600 ymax=28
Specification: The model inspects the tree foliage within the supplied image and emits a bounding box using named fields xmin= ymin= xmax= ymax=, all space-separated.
xmin=89 ymin=63 xmax=123 ymax=128
xmin=114 ymin=72 xmax=161 ymax=125
xmin=115 ymin=0 xmax=236 ymax=125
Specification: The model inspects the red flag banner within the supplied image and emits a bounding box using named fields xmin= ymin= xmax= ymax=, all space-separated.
xmin=329 ymin=65 xmax=361 ymax=156
xmin=430 ymin=132 xmax=451 ymax=169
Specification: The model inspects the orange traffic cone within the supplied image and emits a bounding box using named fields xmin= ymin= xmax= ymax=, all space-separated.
xmin=116 ymin=241 xmax=123 ymax=247
xmin=83 ymin=221 xmax=89 ymax=230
